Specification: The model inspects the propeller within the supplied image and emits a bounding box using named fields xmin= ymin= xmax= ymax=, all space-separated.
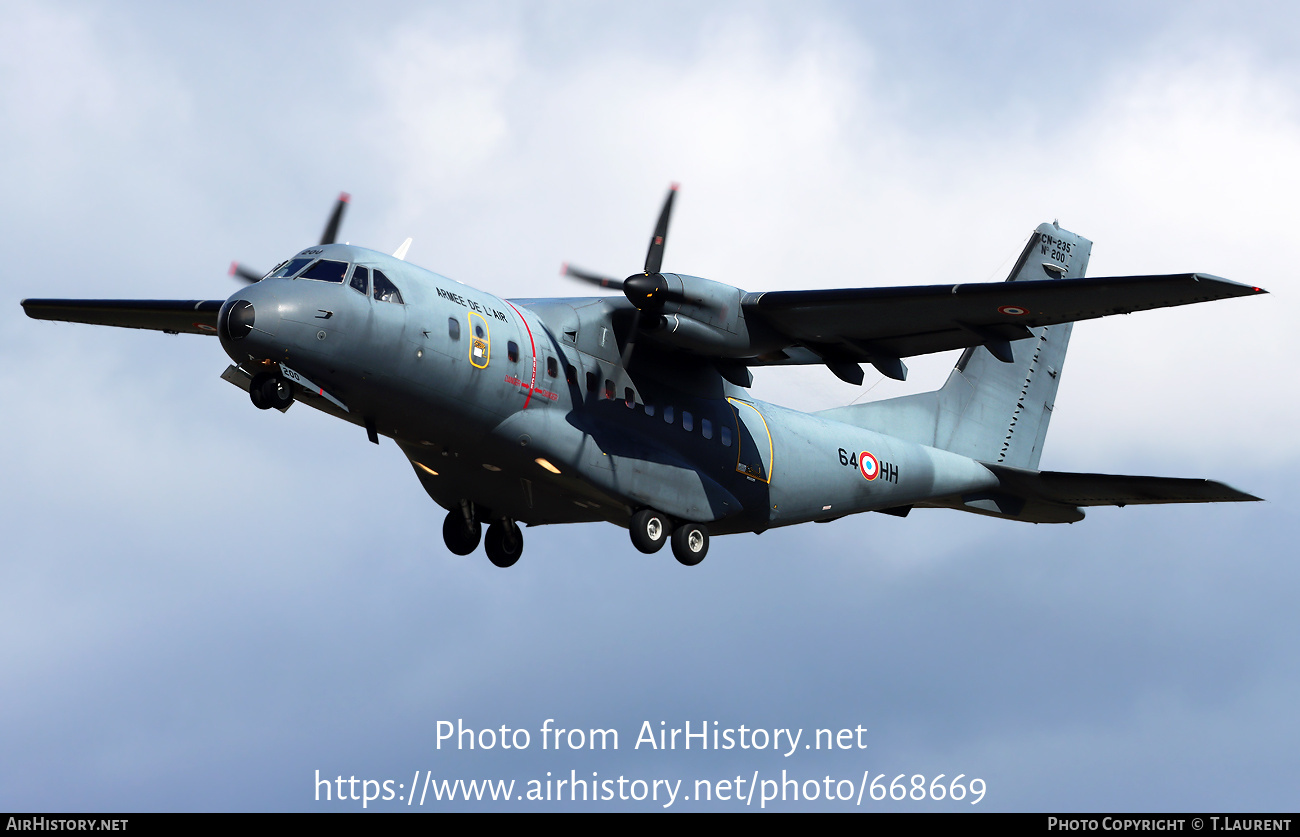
xmin=319 ymin=192 xmax=350 ymax=246
xmin=228 ymin=193 xmax=350 ymax=285
xmin=562 ymin=184 xmax=688 ymax=365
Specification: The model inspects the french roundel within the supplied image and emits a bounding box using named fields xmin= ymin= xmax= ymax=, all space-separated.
xmin=859 ymin=451 xmax=880 ymax=481
xmin=998 ymin=305 xmax=1028 ymax=316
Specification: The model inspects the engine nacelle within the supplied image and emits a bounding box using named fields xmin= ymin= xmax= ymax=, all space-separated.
xmin=642 ymin=274 xmax=783 ymax=358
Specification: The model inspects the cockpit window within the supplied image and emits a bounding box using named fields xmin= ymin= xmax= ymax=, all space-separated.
xmin=372 ymin=269 xmax=404 ymax=304
xmin=299 ymin=259 xmax=349 ymax=283
xmin=350 ymin=266 xmax=370 ymax=296
xmin=268 ymin=258 xmax=313 ymax=280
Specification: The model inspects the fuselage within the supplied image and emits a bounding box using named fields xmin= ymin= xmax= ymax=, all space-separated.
xmin=217 ymin=244 xmax=999 ymax=536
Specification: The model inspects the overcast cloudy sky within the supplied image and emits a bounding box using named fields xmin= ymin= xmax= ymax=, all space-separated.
xmin=2 ymin=0 xmax=1297 ymax=812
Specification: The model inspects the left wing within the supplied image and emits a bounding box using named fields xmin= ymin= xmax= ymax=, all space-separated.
xmin=21 ymin=299 xmax=224 ymax=335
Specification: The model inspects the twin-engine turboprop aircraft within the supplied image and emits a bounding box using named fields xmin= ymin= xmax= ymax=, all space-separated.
xmin=22 ymin=188 xmax=1265 ymax=567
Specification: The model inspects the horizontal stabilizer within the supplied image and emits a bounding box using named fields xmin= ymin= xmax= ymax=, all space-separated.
xmin=22 ymin=299 xmax=223 ymax=335
xmin=986 ymin=464 xmax=1262 ymax=506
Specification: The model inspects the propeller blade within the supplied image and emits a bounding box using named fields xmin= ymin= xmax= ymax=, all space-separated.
xmin=619 ymin=308 xmax=642 ymax=369
xmin=643 ymin=183 xmax=678 ymax=276
xmin=319 ymin=192 xmax=350 ymax=245
xmin=229 ymin=261 xmax=264 ymax=284
xmin=563 ymin=263 xmax=625 ymax=290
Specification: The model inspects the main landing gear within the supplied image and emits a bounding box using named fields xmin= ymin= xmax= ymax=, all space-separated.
xmin=442 ymin=507 xmax=523 ymax=568
xmin=248 ymin=370 xmax=293 ymax=410
xmin=629 ymin=509 xmax=709 ymax=566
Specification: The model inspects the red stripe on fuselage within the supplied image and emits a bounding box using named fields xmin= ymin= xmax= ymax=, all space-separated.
xmin=504 ymin=300 xmax=537 ymax=410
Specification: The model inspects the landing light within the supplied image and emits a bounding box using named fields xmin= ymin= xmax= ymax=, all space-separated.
xmin=535 ymin=458 xmax=561 ymax=474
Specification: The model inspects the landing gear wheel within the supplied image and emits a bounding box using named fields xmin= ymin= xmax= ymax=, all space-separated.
xmin=629 ymin=509 xmax=670 ymax=554
xmin=442 ymin=510 xmax=481 ymax=555
xmin=671 ymin=522 xmax=709 ymax=566
xmin=484 ymin=521 xmax=524 ymax=568
xmin=249 ymin=371 xmax=293 ymax=410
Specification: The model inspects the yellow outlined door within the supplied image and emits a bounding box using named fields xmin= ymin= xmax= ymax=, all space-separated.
xmin=727 ymin=397 xmax=774 ymax=483
xmin=468 ymin=311 xmax=490 ymax=369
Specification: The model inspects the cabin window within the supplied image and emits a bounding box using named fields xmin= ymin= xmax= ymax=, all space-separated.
xmin=604 ymin=379 xmax=615 ymax=400
xmin=663 ymin=405 xmax=674 ymax=424
xmin=508 ymin=341 xmax=519 ymax=362
xmin=349 ymin=266 xmax=370 ymax=295
xmin=644 ymin=404 xmax=655 ymax=417
xmin=586 ymin=371 xmax=597 ymax=393
xmin=448 ymin=317 xmax=461 ymax=340
xmin=682 ymin=411 xmax=693 ymax=432
xmin=701 ymin=418 xmax=713 ymax=439
xmin=624 ymin=387 xmax=635 ymax=408
xmin=547 ymin=356 xmax=559 ymax=378
xmin=300 ymin=259 xmax=349 ymax=283
xmin=720 ymin=426 xmax=733 ymax=446
xmin=372 ymin=269 xmax=404 ymax=304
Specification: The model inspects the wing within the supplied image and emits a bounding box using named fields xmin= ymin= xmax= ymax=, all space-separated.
xmin=21 ymin=299 xmax=224 ymax=335
xmin=743 ymin=273 xmax=1265 ymax=367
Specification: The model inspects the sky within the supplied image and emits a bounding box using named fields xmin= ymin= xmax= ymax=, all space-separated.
xmin=1 ymin=0 xmax=1297 ymax=812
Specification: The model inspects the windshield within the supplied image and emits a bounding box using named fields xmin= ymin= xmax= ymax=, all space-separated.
xmin=299 ymin=259 xmax=350 ymax=283
xmin=267 ymin=257 xmax=313 ymax=280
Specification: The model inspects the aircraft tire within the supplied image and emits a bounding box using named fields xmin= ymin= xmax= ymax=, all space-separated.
xmin=671 ymin=523 xmax=708 ymax=566
xmin=442 ymin=510 xmax=481 ymax=555
xmin=261 ymin=376 xmax=293 ymax=409
xmin=485 ymin=521 xmax=523 ymax=568
xmin=629 ymin=509 xmax=670 ymax=554
xmin=249 ymin=372 xmax=273 ymax=409
xmin=249 ymin=371 xmax=293 ymax=410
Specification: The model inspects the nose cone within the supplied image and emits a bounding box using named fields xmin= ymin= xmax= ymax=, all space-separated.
xmin=218 ymin=283 xmax=282 ymax=362
xmin=223 ymin=299 xmax=256 ymax=339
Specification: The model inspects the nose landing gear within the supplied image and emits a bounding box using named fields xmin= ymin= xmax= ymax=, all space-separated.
xmin=442 ymin=504 xmax=524 ymax=568
xmin=442 ymin=509 xmax=482 ymax=556
xmin=248 ymin=370 xmax=293 ymax=410
xmin=484 ymin=520 xmax=523 ymax=568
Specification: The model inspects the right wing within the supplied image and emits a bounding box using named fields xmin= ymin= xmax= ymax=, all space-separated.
xmin=743 ymin=273 xmax=1265 ymax=367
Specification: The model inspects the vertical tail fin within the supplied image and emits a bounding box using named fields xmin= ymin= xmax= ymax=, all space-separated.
xmin=820 ymin=222 xmax=1092 ymax=469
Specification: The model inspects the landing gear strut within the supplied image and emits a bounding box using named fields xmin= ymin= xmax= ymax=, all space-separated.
xmin=484 ymin=520 xmax=524 ymax=568
xmin=248 ymin=370 xmax=293 ymax=410
xmin=629 ymin=509 xmax=670 ymax=554
xmin=671 ymin=522 xmax=709 ymax=566
xmin=442 ymin=510 xmax=481 ymax=555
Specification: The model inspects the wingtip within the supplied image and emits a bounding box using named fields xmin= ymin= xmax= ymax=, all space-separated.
xmin=338 ymin=192 xmax=351 ymax=203
xmin=1193 ymin=274 xmax=1269 ymax=295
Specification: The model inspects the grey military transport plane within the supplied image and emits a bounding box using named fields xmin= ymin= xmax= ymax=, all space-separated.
xmin=23 ymin=188 xmax=1264 ymax=568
